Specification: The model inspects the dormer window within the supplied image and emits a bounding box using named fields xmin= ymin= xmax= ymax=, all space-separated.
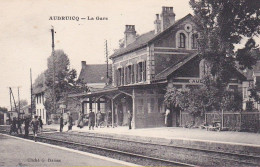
xmin=179 ymin=33 xmax=186 ymax=48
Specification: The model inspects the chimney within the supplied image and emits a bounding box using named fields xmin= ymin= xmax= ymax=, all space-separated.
xmin=154 ymin=14 xmax=161 ymax=34
xmin=124 ymin=25 xmax=136 ymax=47
xmin=160 ymin=6 xmax=175 ymax=31
xmin=81 ymin=61 xmax=87 ymax=69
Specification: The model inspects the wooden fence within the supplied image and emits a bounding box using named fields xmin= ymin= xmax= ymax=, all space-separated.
xmin=181 ymin=112 xmax=260 ymax=132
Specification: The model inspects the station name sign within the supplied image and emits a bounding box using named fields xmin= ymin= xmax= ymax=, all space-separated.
xmin=189 ymin=79 xmax=203 ymax=84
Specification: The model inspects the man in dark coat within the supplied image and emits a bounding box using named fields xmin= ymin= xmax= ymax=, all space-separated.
xmin=88 ymin=110 xmax=95 ymax=130
xmin=38 ymin=116 xmax=43 ymax=132
xmin=67 ymin=113 xmax=73 ymax=131
xmin=9 ymin=117 xmax=18 ymax=134
xmin=24 ymin=117 xmax=30 ymax=138
xmin=127 ymin=110 xmax=132 ymax=130
xmin=60 ymin=114 xmax=64 ymax=132
xmin=30 ymin=116 xmax=39 ymax=142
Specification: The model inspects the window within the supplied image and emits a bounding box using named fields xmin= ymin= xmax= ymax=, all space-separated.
xmin=143 ymin=61 xmax=146 ymax=81
xmin=131 ymin=64 xmax=135 ymax=83
xmin=243 ymin=87 xmax=248 ymax=98
xmin=117 ymin=68 xmax=121 ymax=86
xmin=191 ymin=33 xmax=198 ymax=49
xmin=117 ymin=68 xmax=125 ymax=86
xmin=179 ymin=33 xmax=186 ymax=48
xmin=39 ymin=95 xmax=41 ymax=103
xmin=137 ymin=61 xmax=147 ymax=82
xmin=37 ymin=95 xmax=38 ymax=104
xmin=229 ymin=85 xmax=238 ymax=92
xmin=138 ymin=62 xmax=142 ymax=82
xmin=121 ymin=68 xmax=124 ymax=85
xmin=126 ymin=65 xmax=132 ymax=84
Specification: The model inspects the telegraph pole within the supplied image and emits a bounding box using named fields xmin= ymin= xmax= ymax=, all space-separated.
xmin=18 ymin=87 xmax=20 ymax=118
xmin=30 ymin=68 xmax=33 ymax=118
xmin=105 ymin=40 xmax=109 ymax=84
xmin=51 ymin=26 xmax=56 ymax=113
xmin=9 ymin=88 xmax=12 ymax=111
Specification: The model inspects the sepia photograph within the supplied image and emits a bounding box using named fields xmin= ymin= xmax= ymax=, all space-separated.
xmin=0 ymin=0 xmax=260 ymax=166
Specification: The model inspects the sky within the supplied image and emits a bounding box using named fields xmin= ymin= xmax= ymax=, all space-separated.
xmin=0 ymin=0 xmax=194 ymax=109
xmin=0 ymin=0 xmax=259 ymax=109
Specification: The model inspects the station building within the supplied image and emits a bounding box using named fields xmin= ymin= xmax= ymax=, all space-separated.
xmin=69 ymin=7 xmax=246 ymax=128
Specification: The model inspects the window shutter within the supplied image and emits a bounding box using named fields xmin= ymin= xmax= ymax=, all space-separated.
xmin=143 ymin=61 xmax=146 ymax=81
xmin=135 ymin=63 xmax=138 ymax=83
xmin=177 ymin=33 xmax=180 ymax=48
xmin=132 ymin=64 xmax=134 ymax=83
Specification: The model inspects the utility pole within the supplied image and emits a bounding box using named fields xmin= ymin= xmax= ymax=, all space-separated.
xmin=9 ymin=88 xmax=12 ymax=111
xmin=18 ymin=87 xmax=20 ymax=118
xmin=30 ymin=68 xmax=33 ymax=118
xmin=51 ymin=26 xmax=56 ymax=113
xmin=105 ymin=40 xmax=109 ymax=84
xmin=9 ymin=87 xmax=17 ymax=112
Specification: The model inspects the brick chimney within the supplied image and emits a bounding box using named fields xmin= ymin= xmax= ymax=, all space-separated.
xmin=81 ymin=61 xmax=87 ymax=69
xmin=160 ymin=6 xmax=175 ymax=31
xmin=154 ymin=14 xmax=161 ymax=34
xmin=124 ymin=25 xmax=136 ymax=47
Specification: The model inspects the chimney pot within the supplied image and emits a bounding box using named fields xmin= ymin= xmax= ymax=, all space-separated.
xmin=81 ymin=61 xmax=87 ymax=69
xmin=124 ymin=25 xmax=136 ymax=47
xmin=160 ymin=6 xmax=176 ymax=31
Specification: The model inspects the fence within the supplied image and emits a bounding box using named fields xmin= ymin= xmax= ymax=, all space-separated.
xmin=181 ymin=112 xmax=260 ymax=132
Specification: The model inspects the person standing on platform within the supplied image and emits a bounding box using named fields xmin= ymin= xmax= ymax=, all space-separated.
xmin=9 ymin=117 xmax=18 ymax=134
xmin=17 ymin=117 xmax=22 ymax=134
xmin=88 ymin=110 xmax=95 ymax=130
xmin=165 ymin=108 xmax=171 ymax=127
xmin=60 ymin=114 xmax=64 ymax=132
xmin=67 ymin=113 xmax=73 ymax=131
xmin=38 ymin=116 xmax=43 ymax=132
xmin=24 ymin=117 xmax=30 ymax=138
xmin=96 ymin=110 xmax=102 ymax=128
xmin=30 ymin=115 xmax=39 ymax=142
xmin=127 ymin=110 xmax=132 ymax=130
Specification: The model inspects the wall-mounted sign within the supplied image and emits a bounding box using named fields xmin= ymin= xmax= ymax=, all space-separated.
xmin=189 ymin=79 xmax=203 ymax=84
xmin=59 ymin=104 xmax=66 ymax=109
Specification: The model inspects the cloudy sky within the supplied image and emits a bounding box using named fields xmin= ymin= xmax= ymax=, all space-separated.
xmin=0 ymin=0 xmax=259 ymax=109
xmin=0 ymin=0 xmax=194 ymax=109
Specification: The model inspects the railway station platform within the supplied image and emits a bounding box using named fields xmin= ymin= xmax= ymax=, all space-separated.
xmin=45 ymin=124 xmax=260 ymax=146
xmin=0 ymin=133 xmax=138 ymax=167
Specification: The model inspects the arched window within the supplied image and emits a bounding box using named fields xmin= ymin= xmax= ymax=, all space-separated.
xmin=179 ymin=33 xmax=186 ymax=48
xmin=191 ymin=33 xmax=198 ymax=49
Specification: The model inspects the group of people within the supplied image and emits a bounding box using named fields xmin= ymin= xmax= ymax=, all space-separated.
xmin=9 ymin=115 xmax=43 ymax=139
xmin=59 ymin=113 xmax=73 ymax=132
xmin=74 ymin=109 xmax=133 ymax=130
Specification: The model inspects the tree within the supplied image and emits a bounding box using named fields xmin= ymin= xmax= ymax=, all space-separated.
xmin=44 ymin=50 xmax=80 ymax=114
xmin=190 ymin=0 xmax=260 ymax=88
xmin=0 ymin=107 xmax=8 ymax=112
xmin=18 ymin=99 xmax=28 ymax=108
xmin=164 ymin=77 xmax=243 ymax=117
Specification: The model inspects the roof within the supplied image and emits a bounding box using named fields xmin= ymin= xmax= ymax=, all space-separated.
xmin=152 ymin=52 xmax=198 ymax=82
xmin=33 ymin=86 xmax=46 ymax=95
xmin=78 ymin=64 xmax=111 ymax=84
xmin=242 ymin=61 xmax=260 ymax=81
xmin=110 ymin=14 xmax=193 ymax=59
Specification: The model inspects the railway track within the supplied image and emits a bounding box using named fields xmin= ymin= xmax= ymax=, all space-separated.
xmin=1 ymin=126 xmax=260 ymax=166
xmin=41 ymin=132 xmax=260 ymax=166
xmin=0 ymin=128 xmax=193 ymax=166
